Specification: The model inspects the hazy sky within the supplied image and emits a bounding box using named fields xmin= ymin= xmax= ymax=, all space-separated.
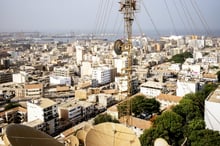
xmin=0 ymin=0 xmax=219 ymax=35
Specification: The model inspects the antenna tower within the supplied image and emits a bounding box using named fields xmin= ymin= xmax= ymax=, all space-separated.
xmin=114 ymin=0 xmax=138 ymax=125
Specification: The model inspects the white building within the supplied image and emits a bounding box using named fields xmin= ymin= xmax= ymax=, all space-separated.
xmin=76 ymin=45 xmax=84 ymax=65
xmin=13 ymin=71 xmax=27 ymax=83
xmin=188 ymin=39 xmax=205 ymax=49
xmin=49 ymin=76 xmax=71 ymax=86
xmin=58 ymin=101 xmax=82 ymax=124
xmin=24 ymin=83 xmax=43 ymax=98
xmin=140 ymin=81 xmax=165 ymax=97
xmin=92 ymin=66 xmax=111 ymax=85
xmin=156 ymin=94 xmax=182 ymax=111
xmin=114 ymin=57 xmax=128 ymax=74
xmin=53 ymin=66 xmax=74 ymax=77
xmin=27 ymin=98 xmax=59 ymax=134
xmin=97 ymin=94 xmax=114 ymax=108
xmin=176 ymin=80 xmax=199 ymax=97
xmin=115 ymin=76 xmax=139 ymax=94
xmin=115 ymin=76 xmax=127 ymax=93
xmin=81 ymin=61 xmax=93 ymax=77
xmin=202 ymin=53 xmax=220 ymax=64
xmin=205 ymin=87 xmax=220 ymax=132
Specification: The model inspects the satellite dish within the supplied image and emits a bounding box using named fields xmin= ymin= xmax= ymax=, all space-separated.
xmin=114 ymin=39 xmax=124 ymax=55
xmin=85 ymin=122 xmax=140 ymax=146
xmin=65 ymin=135 xmax=79 ymax=146
xmin=4 ymin=124 xmax=64 ymax=146
xmin=154 ymin=138 xmax=170 ymax=146
xmin=76 ymin=129 xmax=87 ymax=145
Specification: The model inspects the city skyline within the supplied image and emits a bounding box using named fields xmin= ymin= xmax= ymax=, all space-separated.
xmin=0 ymin=0 xmax=220 ymax=36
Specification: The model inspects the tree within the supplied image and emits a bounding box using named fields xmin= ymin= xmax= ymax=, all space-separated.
xmin=189 ymin=129 xmax=220 ymax=146
xmin=140 ymin=111 xmax=184 ymax=146
xmin=117 ymin=95 xmax=160 ymax=118
xmin=93 ymin=113 xmax=119 ymax=125
xmin=4 ymin=103 xmax=20 ymax=110
xmin=170 ymin=52 xmax=193 ymax=64
xmin=173 ymin=94 xmax=203 ymax=123
xmin=140 ymin=127 xmax=158 ymax=146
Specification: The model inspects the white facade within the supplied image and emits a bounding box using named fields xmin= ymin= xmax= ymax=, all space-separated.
xmin=58 ymin=101 xmax=82 ymax=124
xmin=114 ymin=57 xmax=128 ymax=74
xmin=13 ymin=72 xmax=26 ymax=83
xmin=27 ymin=98 xmax=59 ymax=134
xmin=76 ymin=45 xmax=83 ymax=65
xmin=140 ymin=81 xmax=165 ymax=97
xmin=202 ymin=54 xmax=219 ymax=64
xmin=176 ymin=80 xmax=199 ymax=97
xmin=168 ymin=64 xmax=181 ymax=72
xmin=115 ymin=76 xmax=128 ymax=92
xmin=205 ymin=87 xmax=220 ymax=132
xmin=98 ymin=94 xmax=114 ymax=108
xmin=53 ymin=66 xmax=74 ymax=77
xmin=81 ymin=61 xmax=93 ymax=77
xmin=182 ymin=64 xmax=201 ymax=75
xmin=92 ymin=66 xmax=111 ymax=85
xmin=188 ymin=39 xmax=205 ymax=49
xmin=50 ymin=76 xmax=71 ymax=86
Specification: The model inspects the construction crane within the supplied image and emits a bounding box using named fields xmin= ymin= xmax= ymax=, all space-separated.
xmin=114 ymin=0 xmax=138 ymax=125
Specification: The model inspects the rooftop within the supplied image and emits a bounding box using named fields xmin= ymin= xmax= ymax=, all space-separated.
xmin=140 ymin=81 xmax=165 ymax=89
xmin=29 ymin=98 xmax=57 ymax=108
xmin=119 ymin=116 xmax=152 ymax=130
xmin=58 ymin=101 xmax=80 ymax=109
xmin=25 ymin=83 xmax=43 ymax=89
xmin=206 ymin=87 xmax=220 ymax=103
xmin=157 ymin=93 xmax=182 ymax=103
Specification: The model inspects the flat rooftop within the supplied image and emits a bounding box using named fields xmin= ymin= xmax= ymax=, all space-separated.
xmin=140 ymin=81 xmax=165 ymax=89
xmin=29 ymin=98 xmax=57 ymax=108
xmin=59 ymin=100 xmax=80 ymax=109
xmin=206 ymin=87 xmax=220 ymax=103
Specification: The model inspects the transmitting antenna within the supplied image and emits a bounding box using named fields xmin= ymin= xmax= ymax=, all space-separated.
xmin=114 ymin=0 xmax=138 ymax=125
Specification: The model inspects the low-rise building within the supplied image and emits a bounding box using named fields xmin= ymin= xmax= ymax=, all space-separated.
xmin=24 ymin=83 xmax=43 ymax=98
xmin=140 ymin=81 xmax=165 ymax=97
xmin=205 ymin=86 xmax=220 ymax=132
xmin=92 ymin=66 xmax=111 ymax=85
xmin=58 ymin=101 xmax=82 ymax=124
xmin=0 ymin=71 xmax=12 ymax=84
xmin=97 ymin=94 xmax=114 ymax=108
xmin=176 ymin=79 xmax=199 ymax=97
xmin=156 ymin=94 xmax=182 ymax=111
xmin=78 ymin=101 xmax=95 ymax=120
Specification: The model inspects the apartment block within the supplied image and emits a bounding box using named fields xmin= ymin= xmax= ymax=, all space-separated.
xmin=27 ymin=98 xmax=59 ymax=134
xmin=92 ymin=66 xmax=111 ymax=85
xmin=58 ymin=101 xmax=83 ymax=124
xmin=24 ymin=83 xmax=43 ymax=98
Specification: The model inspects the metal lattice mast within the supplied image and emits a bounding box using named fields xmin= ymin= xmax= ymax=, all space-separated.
xmin=120 ymin=0 xmax=136 ymax=97
xmin=119 ymin=0 xmax=137 ymax=125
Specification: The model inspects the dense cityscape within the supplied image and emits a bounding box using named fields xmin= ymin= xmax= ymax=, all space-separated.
xmin=1 ymin=0 xmax=220 ymax=146
xmin=0 ymin=31 xmax=220 ymax=145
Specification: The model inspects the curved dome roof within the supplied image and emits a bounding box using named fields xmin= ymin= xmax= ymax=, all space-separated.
xmin=5 ymin=124 xmax=64 ymax=146
xmin=154 ymin=138 xmax=169 ymax=146
xmin=85 ymin=122 xmax=140 ymax=146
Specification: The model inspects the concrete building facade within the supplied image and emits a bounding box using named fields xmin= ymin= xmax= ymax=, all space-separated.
xmin=27 ymin=98 xmax=59 ymax=134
